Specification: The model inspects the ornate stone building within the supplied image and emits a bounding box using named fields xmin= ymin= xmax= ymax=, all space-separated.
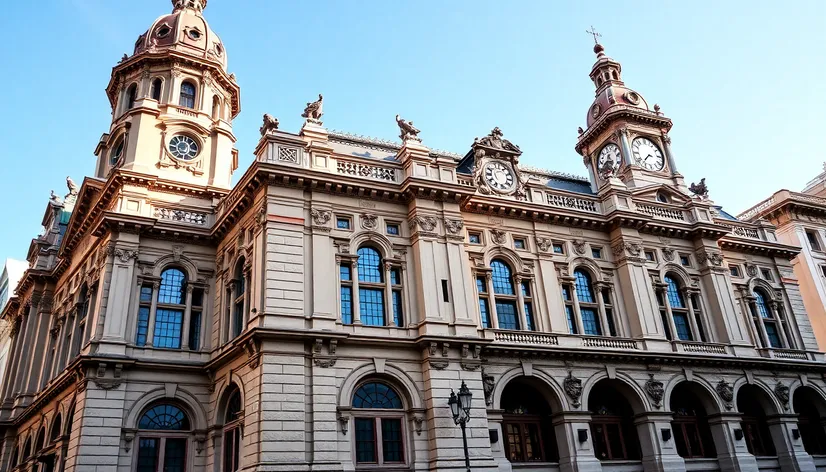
xmin=1 ymin=2 xmax=826 ymax=472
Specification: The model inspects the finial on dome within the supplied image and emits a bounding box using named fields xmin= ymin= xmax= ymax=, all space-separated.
xmin=172 ymin=0 xmax=206 ymax=11
xmin=586 ymin=26 xmax=605 ymax=57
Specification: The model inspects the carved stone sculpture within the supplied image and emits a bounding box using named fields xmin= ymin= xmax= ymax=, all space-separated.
xmin=360 ymin=213 xmax=378 ymax=231
xmin=716 ymin=379 xmax=734 ymax=405
xmin=67 ymin=176 xmax=79 ymax=195
xmin=573 ymin=239 xmax=587 ymax=255
xmin=475 ymin=127 xmax=521 ymax=154
xmin=302 ymin=94 xmax=324 ymax=123
xmin=775 ymin=383 xmax=790 ymax=409
xmin=645 ymin=376 xmax=664 ymax=408
xmin=409 ymin=215 xmax=438 ymax=233
xmin=536 ymin=237 xmax=552 ymax=253
xmin=260 ymin=114 xmax=279 ymax=135
xmin=563 ymin=373 xmax=583 ymax=408
xmin=490 ymin=229 xmax=507 ymax=245
xmin=689 ymin=178 xmax=709 ymax=199
xmin=443 ymin=218 xmax=464 ymax=235
xmin=482 ymin=368 xmax=495 ymax=406
xmin=396 ymin=114 xmax=421 ymax=142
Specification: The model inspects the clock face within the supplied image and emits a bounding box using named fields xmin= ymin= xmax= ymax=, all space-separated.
xmin=483 ymin=161 xmax=516 ymax=193
xmin=631 ymin=137 xmax=664 ymax=171
xmin=168 ymin=135 xmax=200 ymax=160
xmin=598 ymin=144 xmax=622 ymax=173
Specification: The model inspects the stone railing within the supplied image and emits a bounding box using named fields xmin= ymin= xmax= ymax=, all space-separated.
xmin=336 ymin=159 xmax=399 ymax=183
xmin=764 ymin=348 xmax=810 ymax=361
xmin=582 ymin=337 xmax=638 ymax=350
xmin=258 ymin=144 xmax=302 ymax=165
xmin=457 ymin=176 xmax=475 ymax=188
xmin=636 ymin=203 xmax=686 ymax=221
xmin=678 ymin=342 xmax=728 ymax=355
xmin=154 ymin=207 xmax=208 ymax=226
xmin=738 ymin=196 xmax=776 ymax=221
xmin=547 ymin=193 xmax=599 ymax=213
xmin=494 ymin=330 xmax=559 ymax=346
xmin=720 ymin=224 xmax=761 ymax=240
xmin=175 ymin=107 xmax=198 ymax=118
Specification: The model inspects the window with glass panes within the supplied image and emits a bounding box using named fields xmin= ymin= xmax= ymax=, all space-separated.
xmin=232 ymin=260 xmax=246 ymax=339
xmin=154 ymin=268 xmax=186 ymax=349
xmin=390 ymin=267 xmax=403 ymax=327
xmin=151 ymin=78 xmax=162 ymax=101
xmin=179 ymin=82 xmax=196 ymax=109
xmin=476 ymin=275 xmax=492 ymax=328
xmin=340 ymin=263 xmax=354 ymax=324
xmin=136 ymin=283 xmax=153 ymax=346
xmin=135 ymin=404 xmax=192 ymax=472
xmin=521 ymin=280 xmax=536 ymax=331
xmin=574 ymin=270 xmax=601 ymax=335
xmin=589 ymin=385 xmax=641 ymax=461
xmin=223 ymin=385 xmax=243 ymax=472
xmin=188 ymin=287 xmax=204 ymax=350
xmin=665 ymin=276 xmax=692 ymax=341
xmin=562 ymin=285 xmax=577 ymax=334
xmin=501 ymin=380 xmax=558 ymax=463
xmin=352 ymin=382 xmax=406 ymax=466
xmin=751 ymin=290 xmax=783 ymax=348
xmin=340 ymin=247 xmax=404 ymax=327
xmin=491 ymin=260 xmax=519 ymax=330
xmin=670 ymin=388 xmax=715 ymax=459
xmin=358 ymin=247 xmax=385 ymax=326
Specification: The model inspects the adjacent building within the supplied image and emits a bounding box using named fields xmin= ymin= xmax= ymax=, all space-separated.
xmin=2 ymin=1 xmax=826 ymax=472
xmin=0 ymin=259 xmax=27 ymax=406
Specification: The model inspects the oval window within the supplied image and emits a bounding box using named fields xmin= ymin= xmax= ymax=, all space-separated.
xmin=168 ymin=135 xmax=200 ymax=160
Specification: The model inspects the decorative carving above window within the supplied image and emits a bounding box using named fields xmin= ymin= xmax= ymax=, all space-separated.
xmin=154 ymin=207 xmax=207 ymax=226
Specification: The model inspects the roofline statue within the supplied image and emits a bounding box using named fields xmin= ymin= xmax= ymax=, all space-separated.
xmin=689 ymin=178 xmax=709 ymax=200
xmin=67 ymin=176 xmax=79 ymax=195
xmin=302 ymin=94 xmax=324 ymax=124
xmin=396 ymin=115 xmax=421 ymax=142
xmin=260 ymin=114 xmax=279 ymax=136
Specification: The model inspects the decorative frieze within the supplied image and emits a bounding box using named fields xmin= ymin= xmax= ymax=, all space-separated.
xmin=336 ymin=160 xmax=397 ymax=183
xmin=155 ymin=207 xmax=207 ymax=225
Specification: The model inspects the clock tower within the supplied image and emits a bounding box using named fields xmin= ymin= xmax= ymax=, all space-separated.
xmin=94 ymin=0 xmax=241 ymax=190
xmin=575 ymin=40 xmax=685 ymax=194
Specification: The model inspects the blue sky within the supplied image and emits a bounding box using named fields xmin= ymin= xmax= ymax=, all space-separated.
xmin=0 ymin=0 xmax=824 ymax=264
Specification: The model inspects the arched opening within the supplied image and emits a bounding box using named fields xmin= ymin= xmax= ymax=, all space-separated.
xmin=491 ymin=259 xmax=519 ymax=330
xmin=357 ymin=246 xmax=386 ymax=326
xmin=351 ymin=380 xmax=407 ymax=467
xmin=154 ymin=268 xmax=187 ymax=349
xmin=589 ymin=380 xmax=641 ymax=461
xmin=794 ymin=387 xmax=826 ymax=455
xmin=211 ymin=95 xmax=221 ymax=120
xmin=23 ymin=438 xmax=31 ymax=460
xmin=656 ymin=192 xmax=669 ymax=203
xmin=751 ymin=289 xmax=784 ymax=348
xmin=179 ymin=81 xmax=196 ymax=109
xmin=50 ymin=413 xmax=63 ymax=443
xmin=109 ymin=138 xmax=124 ymax=166
xmin=10 ymin=441 xmax=19 ymax=467
xmin=500 ymin=377 xmax=559 ymax=463
xmin=665 ymin=274 xmax=691 ymax=341
xmin=222 ymin=384 xmax=243 ymax=472
xmin=126 ymin=83 xmax=138 ymax=110
xmin=737 ymin=385 xmax=777 ymax=457
xmin=232 ymin=259 xmax=246 ymax=339
xmin=670 ymin=382 xmax=716 ymax=459
xmin=34 ymin=426 xmax=46 ymax=452
xmin=136 ymin=402 xmax=192 ymax=471
xmin=151 ymin=78 xmax=163 ymax=101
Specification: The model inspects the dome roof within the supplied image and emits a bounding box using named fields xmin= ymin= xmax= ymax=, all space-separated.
xmin=586 ymin=85 xmax=649 ymax=127
xmin=133 ymin=0 xmax=227 ymax=70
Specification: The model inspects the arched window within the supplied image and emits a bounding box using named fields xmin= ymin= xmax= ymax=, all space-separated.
xmin=23 ymin=438 xmax=31 ymax=459
xmin=109 ymin=138 xmax=124 ymax=166
xmin=738 ymin=385 xmax=776 ymax=456
xmin=72 ymin=285 xmax=92 ymax=358
xmin=126 ymin=83 xmax=138 ymax=110
xmin=10 ymin=441 xmax=19 ymax=467
xmin=794 ymin=387 xmax=826 ymax=455
xmin=50 ymin=413 xmax=63 ymax=443
xmin=151 ymin=78 xmax=163 ymax=101
xmin=656 ymin=275 xmax=706 ymax=342
xmin=474 ymin=259 xmax=539 ymax=332
xmin=136 ymin=403 xmax=192 ymax=472
xmin=223 ymin=385 xmax=243 ymax=472
xmin=179 ymin=81 xmax=196 ymax=109
xmin=154 ymin=268 xmax=186 ymax=349
xmin=232 ymin=259 xmax=246 ymax=339
xmin=670 ymin=384 xmax=716 ymax=459
xmin=561 ymin=269 xmax=617 ymax=336
xmin=501 ymin=378 xmax=558 ymax=463
xmin=340 ymin=247 xmax=404 ymax=327
xmin=589 ymin=381 xmax=641 ymax=461
xmin=212 ymin=95 xmax=221 ymax=120
xmin=35 ymin=426 xmax=46 ymax=452
xmin=351 ymin=382 xmax=406 ymax=466
xmin=750 ymin=290 xmax=785 ymax=348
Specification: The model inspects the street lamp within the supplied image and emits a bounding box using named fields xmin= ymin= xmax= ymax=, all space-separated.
xmin=449 ymin=381 xmax=473 ymax=472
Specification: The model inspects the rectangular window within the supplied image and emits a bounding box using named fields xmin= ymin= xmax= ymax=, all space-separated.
xmin=341 ymin=286 xmax=353 ymax=324
xmin=514 ymin=238 xmax=527 ymax=250
xmin=136 ymin=438 xmax=159 ymax=472
xmin=522 ymin=281 xmax=535 ymax=331
xmin=479 ymin=299 xmax=492 ymax=329
xmin=441 ymin=279 xmax=450 ymax=302
xmin=581 ymin=308 xmax=602 ymax=336
xmin=806 ymin=230 xmax=822 ymax=251
xmin=496 ymin=301 xmax=519 ymax=330
xmin=553 ymin=243 xmax=565 ymax=254
xmin=392 ymin=291 xmax=403 ymax=327
xmin=562 ymin=286 xmax=577 ymax=334
xmin=760 ymin=268 xmax=773 ymax=281
xmin=645 ymin=250 xmax=656 ymax=262
xmin=189 ymin=288 xmax=204 ymax=350
xmin=680 ymin=254 xmax=691 ymax=267
xmin=163 ymin=438 xmax=187 ymax=471
xmin=355 ymin=418 xmax=376 ymax=463
xmin=765 ymin=323 xmax=782 ymax=348
xmin=822 ymin=266 xmax=826 ymax=278
xmin=592 ymin=247 xmax=603 ymax=259
xmin=690 ymin=294 xmax=707 ymax=343
xmin=359 ymin=288 xmax=385 ymax=326
xmin=386 ymin=223 xmax=400 ymax=236
xmin=602 ymin=289 xmax=617 ymax=337
xmin=336 ymin=217 xmax=352 ymax=230
xmin=136 ymin=307 xmax=150 ymax=347
xmin=673 ymin=312 xmax=693 ymax=341
xmin=524 ymin=303 xmax=536 ymax=331
xmin=729 ymin=265 xmax=741 ymax=277
xmin=469 ymin=232 xmax=482 ymax=244
xmin=153 ymin=309 xmax=183 ymax=349
xmin=381 ymin=418 xmax=404 ymax=463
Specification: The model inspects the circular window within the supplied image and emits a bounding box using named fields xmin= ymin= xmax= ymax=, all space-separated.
xmin=215 ymin=43 xmax=223 ymax=56
xmin=156 ymin=25 xmax=171 ymax=38
xmin=110 ymin=139 xmax=124 ymax=165
xmin=187 ymin=29 xmax=201 ymax=40
xmin=168 ymin=135 xmax=200 ymax=160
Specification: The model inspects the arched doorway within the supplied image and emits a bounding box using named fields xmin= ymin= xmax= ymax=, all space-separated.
xmin=794 ymin=387 xmax=826 ymax=456
xmin=588 ymin=380 xmax=641 ymax=461
xmin=500 ymin=377 xmax=559 ymax=463
xmin=737 ymin=385 xmax=776 ymax=457
xmin=669 ymin=382 xmax=716 ymax=459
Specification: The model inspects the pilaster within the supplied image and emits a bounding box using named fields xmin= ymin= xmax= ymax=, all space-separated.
xmin=635 ymin=411 xmax=687 ymax=472
xmin=707 ymin=412 xmax=758 ymax=472
xmin=768 ymin=414 xmax=817 ymax=472
xmin=552 ymin=411 xmax=603 ymax=472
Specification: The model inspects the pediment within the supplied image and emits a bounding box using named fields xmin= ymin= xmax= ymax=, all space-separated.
xmin=630 ymin=184 xmax=692 ymax=205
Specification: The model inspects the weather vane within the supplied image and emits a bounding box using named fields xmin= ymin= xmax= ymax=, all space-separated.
xmin=586 ymin=26 xmax=602 ymax=44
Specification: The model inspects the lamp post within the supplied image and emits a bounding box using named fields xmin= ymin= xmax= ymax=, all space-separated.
xmin=449 ymin=381 xmax=473 ymax=472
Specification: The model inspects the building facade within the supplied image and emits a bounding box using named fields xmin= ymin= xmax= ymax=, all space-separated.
xmin=1 ymin=1 xmax=826 ymax=472
xmin=740 ymin=167 xmax=826 ymax=354
xmin=0 ymin=259 xmax=27 ymax=406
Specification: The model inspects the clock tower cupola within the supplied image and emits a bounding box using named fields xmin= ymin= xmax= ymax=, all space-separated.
xmin=575 ymin=34 xmax=683 ymax=192
xmin=94 ymin=0 xmax=241 ymax=190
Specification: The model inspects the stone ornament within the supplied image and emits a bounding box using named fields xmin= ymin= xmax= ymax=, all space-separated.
xmin=409 ymin=215 xmax=438 ymax=234
xmin=536 ymin=237 xmax=552 ymax=253
xmin=490 ymin=229 xmax=507 ymax=245
xmin=775 ymin=383 xmax=790 ymax=410
xmin=716 ymin=380 xmax=734 ymax=408
xmin=360 ymin=213 xmax=378 ymax=231
xmin=311 ymin=209 xmax=332 ymax=231
xmin=662 ymin=247 xmax=675 ymax=262
xmin=689 ymin=178 xmax=709 ymax=200
xmin=573 ymin=239 xmax=587 ymax=255
xmin=645 ymin=376 xmax=664 ymax=408
xmin=302 ymin=94 xmax=324 ymax=124
xmin=564 ymin=373 xmax=583 ymax=408
xmin=443 ymin=218 xmax=464 ymax=235
xmin=471 ymin=127 xmax=527 ymax=199
xmin=396 ymin=115 xmax=421 ymax=142
xmin=746 ymin=263 xmax=758 ymax=278
xmin=696 ymin=249 xmax=724 ymax=268
xmin=260 ymin=114 xmax=279 ymax=136
xmin=482 ymin=369 xmax=495 ymax=406
xmin=612 ymin=241 xmax=642 ymax=261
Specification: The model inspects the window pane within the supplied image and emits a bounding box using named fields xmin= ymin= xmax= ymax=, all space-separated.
xmin=381 ymin=418 xmax=404 ymax=463
xmin=524 ymin=303 xmax=536 ymax=331
xmin=191 ymin=288 xmax=203 ymax=308
xmin=765 ymin=322 xmax=782 ymax=348
xmin=223 ymin=429 xmax=238 ymax=472
xmin=661 ymin=310 xmax=673 ymax=340
xmin=491 ymin=260 xmax=515 ymax=295
xmin=163 ymin=438 xmax=187 ymax=472
xmin=754 ymin=292 xmax=772 ymax=319
xmin=136 ymin=438 xmax=159 ymax=472
xmin=359 ymin=288 xmax=385 ymax=326
xmin=525 ymin=423 xmax=543 ymax=461
xmin=505 ymin=423 xmax=524 ymax=462
xmin=153 ymin=309 xmax=183 ymax=349
xmin=565 ymin=305 xmax=577 ymax=334
xmin=233 ymin=302 xmax=244 ymax=337
xmin=574 ymin=270 xmax=595 ymax=303
xmin=605 ymin=308 xmax=617 ymax=337
xmin=521 ymin=281 xmax=531 ymax=297
xmin=496 ymin=301 xmax=519 ymax=330
xmin=341 ymin=286 xmax=353 ymax=325
xmin=390 ymin=268 xmax=401 ymax=285
xmin=340 ymin=265 xmax=351 ymax=281
xmin=352 ymin=382 xmax=403 ymax=409
xmin=665 ymin=276 xmax=685 ymax=308
xmin=562 ymin=286 xmax=571 ymax=301
xmin=479 ymin=299 xmax=491 ymax=328
xmin=136 ymin=306 xmax=150 ymax=347
xmin=355 ymin=419 xmax=376 ymax=463
xmin=179 ymin=83 xmax=195 ymax=108
xmin=357 ymin=247 xmax=383 ymax=283
xmin=607 ymin=423 xmax=625 ymax=459
xmin=188 ymin=311 xmax=201 ymax=350
xmin=592 ymin=424 xmax=609 ymax=460
xmin=581 ymin=308 xmax=601 ymax=336
xmin=673 ymin=313 xmax=692 ymax=341
xmin=392 ymin=290 xmax=403 ymax=327
xmin=140 ymin=285 xmax=153 ymax=303
xmin=139 ymin=404 xmax=190 ymax=430
xmin=476 ymin=277 xmax=487 ymax=294
xmin=158 ymin=269 xmax=186 ymax=304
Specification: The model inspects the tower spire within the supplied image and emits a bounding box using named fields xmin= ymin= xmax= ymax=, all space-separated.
xmin=172 ymin=0 xmax=206 ymax=12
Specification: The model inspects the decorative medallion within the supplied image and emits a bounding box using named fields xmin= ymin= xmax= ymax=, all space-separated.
xmin=444 ymin=218 xmax=464 ymax=236
xmin=716 ymin=380 xmax=734 ymax=406
xmin=360 ymin=213 xmax=378 ymax=231
xmin=591 ymin=104 xmax=601 ymax=119
xmin=746 ymin=263 xmax=758 ymax=278
xmin=624 ymin=91 xmax=641 ymax=105
xmin=311 ymin=209 xmax=332 ymax=228
xmin=409 ymin=215 xmax=438 ymax=234
xmin=563 ymin=373 xmax=583 ymax=408
xmin=490 ymin=229 xmax=507 ymax=245
xmin=645 ymin=376 xmax=664 ymax=408
xmin=775 ymin=383 xmax=790 ymax=410
xmin=662 ymin=247 xmax=675 ymax=262
xmin=573 ymin=239 xmax=587 ymax=256
xmin=536 ymin=237 xmax=552 ymax=253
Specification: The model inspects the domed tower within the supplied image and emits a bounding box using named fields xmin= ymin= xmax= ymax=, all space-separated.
xmin=95 ymin=0 xmax=240 ymax=189
xmin=575 ymin=38 xmax=682 ymax=192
